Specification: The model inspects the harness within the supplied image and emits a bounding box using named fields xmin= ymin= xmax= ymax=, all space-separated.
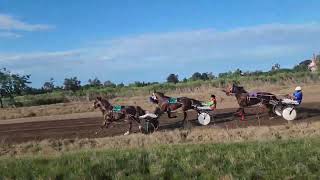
xmin=246 ymin=92 xmax=258 ymax=102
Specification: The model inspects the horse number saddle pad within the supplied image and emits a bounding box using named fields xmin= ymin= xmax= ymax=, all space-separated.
xmin=113 ymin=105 xmax=123 ymax=112
xmin=168 ymin=98 xmax=178 ymax=104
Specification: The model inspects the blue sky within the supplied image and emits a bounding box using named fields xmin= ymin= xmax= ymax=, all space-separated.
xmin=1 ymin=0 xmax=320 ymax=87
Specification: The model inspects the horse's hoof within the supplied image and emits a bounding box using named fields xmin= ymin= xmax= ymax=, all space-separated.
xmin=138 ymin=125 xmax=142 ymax=130
xmin=124 ymin=131 xmax=130 ymax=136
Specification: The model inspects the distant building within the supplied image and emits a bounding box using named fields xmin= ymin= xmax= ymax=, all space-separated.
xmin=308 ymin=59 xmax=318 ymax=72
xmin=308 ymin=54 xmax=318 ymax=73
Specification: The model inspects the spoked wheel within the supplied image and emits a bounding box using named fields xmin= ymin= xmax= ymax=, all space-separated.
xmin=198 ymin=112 xmax=211 ymax=125
xmin=140 ymin=118 xmax=159 ymax=134
xmin=282 ymin=106 xmax=297 ymax=121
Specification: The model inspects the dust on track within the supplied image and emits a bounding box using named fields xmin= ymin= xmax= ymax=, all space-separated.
xmin=0 ymin=102 xmax=319 ymax=144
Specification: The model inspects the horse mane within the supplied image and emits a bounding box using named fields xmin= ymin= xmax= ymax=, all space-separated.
xmin=232 ymin=84 xmax=248 ymax=94
xmin=96 ymin=96 xmax=112 ymax=110
xmin=154 ymin=91 xmax=170 ymax=99
xmin=154 ymin=91 xmax=164 ymax=96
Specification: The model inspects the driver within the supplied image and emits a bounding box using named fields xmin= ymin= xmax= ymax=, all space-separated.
xmin=208 ymin=94 xmax=217 ymax=110
xmin=199 ymin=94 xmax=217 ymax=110
xmin=283 ymin=86 xmax=303 ymax=105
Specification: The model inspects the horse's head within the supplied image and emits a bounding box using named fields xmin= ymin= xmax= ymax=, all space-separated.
xmin=93 ymin=96 xmax=103 ymax=109
xmin=222 ymin=84 xmax=246 ymax=96
xmin=93 ymin=96 xmax=110 ymax=111
xmin=149 ymin=96 xmax=159 ymax=104
xmin=222 ymin=84 xmax=234 ymax=96
xmin=150 ymin=91 xmax=164 ymax=103
xmin=135 ymin=106 xmax=146 ymax=116
xmin=154 ymin=91 xmax=165 ymax=98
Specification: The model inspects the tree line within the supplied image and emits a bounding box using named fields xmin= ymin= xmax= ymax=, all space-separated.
xmin=1 ymin=56 xmax=319 ymax=108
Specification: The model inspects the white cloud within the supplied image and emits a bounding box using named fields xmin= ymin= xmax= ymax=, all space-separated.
xmin=2 ymin=22 xmax=320 ymax=86
xmin=4 ymin=23 xmax=319 ymax=64
xmin=0 ymin=31 xmax=21 ymax=38
xmin=95 ymin=23 xmax=320 ymax=64
xmin=0 ymin=14 xmax=53 ymax=31
xmin=0 ymin=50 xmax=82 ymax=62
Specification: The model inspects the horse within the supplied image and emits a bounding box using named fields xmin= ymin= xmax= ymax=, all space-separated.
xmin=149 ymin=91 xmax=202 ymax=127
xmin=93 ymin=96 xmax=150 ymax=135
xmin=223 ymin=84 xmax=278 ymax=121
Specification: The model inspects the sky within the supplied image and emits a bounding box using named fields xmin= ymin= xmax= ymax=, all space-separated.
xmin=1 ymin=0 xmax=320 ymax=87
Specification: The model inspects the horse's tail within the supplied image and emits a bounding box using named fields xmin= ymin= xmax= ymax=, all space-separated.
xmin=176 ymin=97 xmax=202 ymax=107
xmin=153 ymin=107 xmax=163 ymax=116
xmin=256 ymin=92 xmax=279 ymax=103
xmin=135 ymin=106 xmax=146 ymax=117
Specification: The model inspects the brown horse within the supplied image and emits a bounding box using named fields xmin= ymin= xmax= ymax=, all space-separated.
xmin=150 ymin=91 xmax=202 ymax=127
xmin=93 ymin=96 xmax=148 ymax=135
xmin=223 ymin=84 xmax=278 ymax=120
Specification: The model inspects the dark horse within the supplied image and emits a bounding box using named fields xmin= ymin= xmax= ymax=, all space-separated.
xmin=93 ymin=96 xmax=149 ymax=135
xmin=150 ymin=91 xmax=202 ymax=127
xmin=223 ymin=84 xmax=278 ymax=120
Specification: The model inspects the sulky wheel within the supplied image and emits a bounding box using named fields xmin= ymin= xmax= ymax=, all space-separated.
xmin=282 ymin=106 xmax=297 ymax=121
xmin=140 ymin=118 xmax=158 ymax=134
xmin=198 ymin=112 xmax=211 ymax=125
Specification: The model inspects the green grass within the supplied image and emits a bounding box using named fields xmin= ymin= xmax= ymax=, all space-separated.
xmin=0 ymin=138 xmax=319 ymax=179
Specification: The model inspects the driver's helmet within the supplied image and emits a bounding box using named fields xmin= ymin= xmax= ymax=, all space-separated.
xmin=295 ymin=86 xmax=302 ymax=91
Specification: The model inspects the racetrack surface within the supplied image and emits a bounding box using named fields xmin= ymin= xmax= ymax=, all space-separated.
xmin=0 ymin=102 xmax=319 ymax=144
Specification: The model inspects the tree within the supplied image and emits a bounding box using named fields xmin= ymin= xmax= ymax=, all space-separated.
xmin=293 ymin=60 xmax=309 ymax=72
xmin=190 ymin=72 xmax=202 ymax=81
xmin=88 ymin=77 xmax=102 ymax=87
xmin=103 ymin=80 xmax=116 ymax=88
xmin=233 ymin=69 xmax=242 ymax=76
xmin=218 ymin=71 xmax=233 ymax=78
xmin=0 ymin=68 xmax=31 ymax=108
xmin=207 ymin=72 xmax=216 ymax=80
xmin=117 ymin=83 xmax=125 ymax=88
xmin=201 ymin=73 xmax=210 ymax=80
xmin=131 ymin=81 xmax=147 ymax=87
xmin=182 ymin=78 xmax=188 ymax=83
xmin=63 ymin=77 xmax=81 ymax=92
xmin=42 ymin=78 xmax=55 ymax=92
xmin=190 ymin=72 xmax=213 ymax=81
xmin=271 ymin=63 xmax=281 ymax=71
xmin=166 ymin=74 xmax=179 ymax=84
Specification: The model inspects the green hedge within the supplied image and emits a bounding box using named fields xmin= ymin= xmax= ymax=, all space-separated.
xmin=5 ymin=71 xmax=320 ymax=107
xmin=14 ymin=92 xmax=69 ymax=107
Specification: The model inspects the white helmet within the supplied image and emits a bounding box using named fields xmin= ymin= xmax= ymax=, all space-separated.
xmin=295 ymin=86 xmax=302 ymax=91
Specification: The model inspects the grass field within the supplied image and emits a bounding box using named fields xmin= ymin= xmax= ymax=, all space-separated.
xmin=0 ymin=138 xmax=319 ymax=179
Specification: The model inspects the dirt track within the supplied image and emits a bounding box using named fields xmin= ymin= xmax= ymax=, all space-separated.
xmin=0 ymin=102 xmax=319 ymax=144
